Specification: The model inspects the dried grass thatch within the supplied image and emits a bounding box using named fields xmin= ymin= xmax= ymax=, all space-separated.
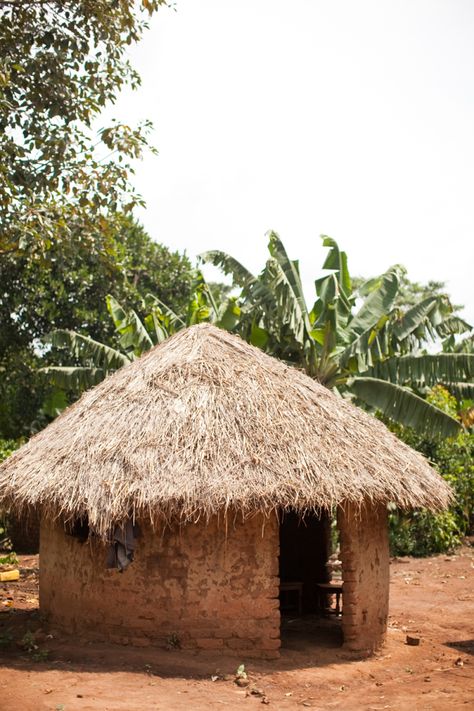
xmin=0 ymin=324 xmax=451 ymax=537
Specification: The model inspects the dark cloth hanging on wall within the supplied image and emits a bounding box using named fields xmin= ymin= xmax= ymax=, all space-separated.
xmin=106 ymin=520 xmax=140 ymax=572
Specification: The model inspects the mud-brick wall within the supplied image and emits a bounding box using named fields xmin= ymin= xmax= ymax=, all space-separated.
xmin=40 ymin=513 xmax=281 ymax=658
xmin=338 ymin=502 xmax=389 ymax=654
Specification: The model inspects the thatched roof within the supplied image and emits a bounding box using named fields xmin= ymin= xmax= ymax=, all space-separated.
xmin=0 ymin=324 xmax=450 ymax=537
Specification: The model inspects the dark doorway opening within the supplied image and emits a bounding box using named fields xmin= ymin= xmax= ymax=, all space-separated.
xmin=279 ymin=509 xmax=342 ymax=649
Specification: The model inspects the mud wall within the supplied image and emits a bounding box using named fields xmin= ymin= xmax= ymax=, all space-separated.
xmin=338 ymin=502 xmax=390 ymax=653
xmin=39 ymin=513 xmax=280 ymax=658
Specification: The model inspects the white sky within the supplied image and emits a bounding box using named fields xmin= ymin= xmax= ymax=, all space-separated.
xmin=102 ymin=0 xmax=474 ymax=324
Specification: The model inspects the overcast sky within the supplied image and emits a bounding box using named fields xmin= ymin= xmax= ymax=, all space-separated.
xmin=102 ymin=0 xmax=474 ymax=324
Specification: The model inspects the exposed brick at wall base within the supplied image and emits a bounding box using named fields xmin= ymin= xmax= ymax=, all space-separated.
xmin=338 ymin=502 xmax=389 ymax=654
xmin=39 ymin=513 xmax=280 ymax=659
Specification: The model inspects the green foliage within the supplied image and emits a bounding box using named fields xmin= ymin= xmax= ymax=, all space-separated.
xmin=41 ymin=271 xmax=240 ymax=398
xmin=386 ymin=388 xmax=474 ymax=555
xmin=0 ymin=0 xmax=185 ymax=440
xmin=0 ymin=217 xmax=192 ymax=438
xmin=0 ymin=439 xmax=21 ymax=538
xmin=201 ymin=233 xmax=473 ymax=437
xmin=389 ymin=509 xmax=462 ymax=557
xmin=0 ymin=438 xmax=21 ymax=463
xmin=0 ymin=0 xmax=166 ymax=257
xmin=0 ymin=216 xmax=192 ymax=351
xmin=0 ymin=551 xmax=18 ymax=565
xmin=20 ymin=631 xmax=37 ymax=653
xmin=368 ymin=355 xmax=474 ymax=393
xmin=349 ymin=377 xmax=462 ymax=439
xmin=19 ymin=629 xmax=50 ymax=660
xmin=355 ymin=273 xmax=473 ymax=356
xmin=426 ymin=384 xmax=458 ymax=417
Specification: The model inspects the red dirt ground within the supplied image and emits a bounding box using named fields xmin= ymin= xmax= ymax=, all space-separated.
xmin=0 ymin=546 xmax=473 ymax=711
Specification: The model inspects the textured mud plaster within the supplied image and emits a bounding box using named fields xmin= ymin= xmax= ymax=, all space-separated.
xmin=338 ymin=502 xmax=389 ymax=654
xmin=40 ymin=513 xmax=281 ymax=659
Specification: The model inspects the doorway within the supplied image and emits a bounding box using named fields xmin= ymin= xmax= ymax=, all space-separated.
xmin=279 ymin=509 xmax=342 ymax=649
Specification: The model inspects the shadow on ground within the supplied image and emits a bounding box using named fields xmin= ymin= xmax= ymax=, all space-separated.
xmin=445 ymin=639 xmax=474 ymax=656
xmin=0 ymin=608 xmax=357 ymax=680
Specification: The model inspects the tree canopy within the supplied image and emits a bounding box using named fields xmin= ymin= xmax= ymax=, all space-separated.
xmin=0 ymin=0 xmax=181 ymax=438
xmin=0 ymin=0 xmax=165 ymax=257
xmin=0 ymin=217 xmax=192 ymax=438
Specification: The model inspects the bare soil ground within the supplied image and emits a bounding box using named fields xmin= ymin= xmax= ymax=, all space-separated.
xmin=0 ymin=546 xmax=473 ymax=711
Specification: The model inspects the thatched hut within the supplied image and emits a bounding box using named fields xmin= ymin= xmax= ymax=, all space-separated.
xmin=0 ymin=324 xmax=450 ymax=658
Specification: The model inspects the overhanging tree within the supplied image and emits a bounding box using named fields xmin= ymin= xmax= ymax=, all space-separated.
xmin=0 ymin=0 xmax=166 ymax=257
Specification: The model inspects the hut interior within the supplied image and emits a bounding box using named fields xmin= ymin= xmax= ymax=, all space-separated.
xmin=279 ymin=509 xmax=342 ymax=649
xmin=279 ymin=510 xmax=331 ymax=613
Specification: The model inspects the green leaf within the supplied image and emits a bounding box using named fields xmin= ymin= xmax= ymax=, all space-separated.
xmin=369 ymin=354 xmax=474 ymax=388
xmin=350 ymin=377 xmax=462 ymax=438
xmin=339 ymin=316 xmax=390 ymax=371
xmin=106 ymin=294 xmax=128 ymax=331
xmin=216 ymin=298 xmax=241 ymax=331
xmin=267 ymin=231 xmax=311 ymax=332
xmin=146 ymin=294 xmax=186 ymax=329
xmin=320 ymin=234 xmax=352 ymax=295
xmin=392 ymin=296 xmax=439 ymax=341
xmin=444 ymin=382 xmax=474 ymax=401
xmin=250 ymin=322 xmax=269 ymax=348
xmin=106 ymin=295 xmax=153 ymax=355
xmin=41 ymin=389 xmax=68 ymax=418
xmin=263 ymin=257 xmax=307 ymax=345
xmin=41 ymin=366 xmax=106 ymax=391
xmin=145 ymin=312 xmax=169 ymax=344
xmin=309 ymin=328 xmax=326 ymax=346
xmin=348 ymin=268 xmax=400 ymax=336
xmin=436 ymin=315 xmax=473 ymax=337
xmin=199 ymin=251 xmax=256 ymax=287
xmin=47 ymin=330 xmax=130 ymax=370
xmin=356 ymin=275 xmax=385 ymax=297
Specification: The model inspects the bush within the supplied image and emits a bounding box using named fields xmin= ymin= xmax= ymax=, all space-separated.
xmin=0 ymin=439 xmax=21 ymax=463
xmin=385 ymin=387 xmax=474 ymax=557
xmin=0 ymin=439 xmax=22 ymax=541
xmin=389 ymin=508 xmax=462 ymax=557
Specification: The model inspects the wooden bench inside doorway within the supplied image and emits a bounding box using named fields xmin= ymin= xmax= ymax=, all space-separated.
xmin=280 ymin=581 xmax=303 ymax=615
xmin=316 ymin=581 xmax=343 ymax=616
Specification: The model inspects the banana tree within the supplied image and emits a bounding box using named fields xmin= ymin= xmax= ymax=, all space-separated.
xmin=201 ymin=232 xmax=474 ymax=438
xmin=41 ymin=296 xmax=142 ymax=392
xmin=42 ymin=271 xmax=241 ymax=394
